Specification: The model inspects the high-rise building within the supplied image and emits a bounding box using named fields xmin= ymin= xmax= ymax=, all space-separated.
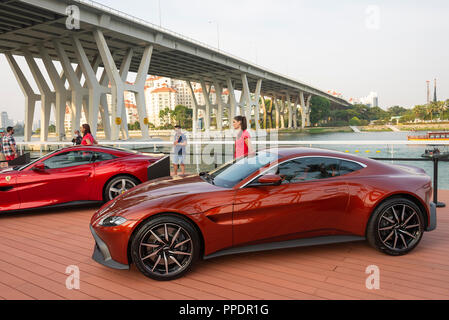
xmin=1 ymin=111 xmax=9 ymax=128
xmin=148 ymin=84 xmax=177 ymax=127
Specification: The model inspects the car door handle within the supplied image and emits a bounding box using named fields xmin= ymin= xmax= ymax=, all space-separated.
xmin=324 ymin=188 xmax=339 ymax=193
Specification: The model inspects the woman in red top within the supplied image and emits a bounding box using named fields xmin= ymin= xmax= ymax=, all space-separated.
xmin=233 ymin=116 xmax=253 ymax=159
xmin=81 ymin=124 xmax=97 ymax=146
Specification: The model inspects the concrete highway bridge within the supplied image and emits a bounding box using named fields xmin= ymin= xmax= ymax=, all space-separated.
xmin=0 ymin=0 xmax=350 ymax=141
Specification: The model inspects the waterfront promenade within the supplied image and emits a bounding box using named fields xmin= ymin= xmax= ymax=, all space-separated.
xmin=0 ymin=191 xmax=448 ymax=300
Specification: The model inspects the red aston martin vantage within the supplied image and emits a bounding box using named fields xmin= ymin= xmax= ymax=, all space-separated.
xmin=90 ymin=148 xmax=437 ymax=281
xmin=0 ymin=146 xmax=170 ymax=212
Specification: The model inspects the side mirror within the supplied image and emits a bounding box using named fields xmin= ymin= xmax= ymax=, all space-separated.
xmin=257 ymin=174 xmax=283 ymax=186
xmin=33 ymin=163 xmax=46 ymax=172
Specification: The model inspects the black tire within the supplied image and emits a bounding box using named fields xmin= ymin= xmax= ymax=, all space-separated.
xmin=130 ymin=214 xmax=201 ymax=281
xmin=103 ymin=175 xmax=140 ymax=202
xmin=366 ymin=197 xmax=425 ymax=256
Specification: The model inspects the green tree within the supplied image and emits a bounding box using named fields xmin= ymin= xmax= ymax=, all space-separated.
xmin=173 ymin=105 xmax=193 ymax=129
xmin=159 ymin=107 xmax=174 ymax=126
xmin=310 ymin=96 xmax=331 ymax=126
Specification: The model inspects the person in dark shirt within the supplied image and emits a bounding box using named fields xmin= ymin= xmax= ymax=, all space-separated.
xmin=72 ymin=130 xmax=82 ymax=145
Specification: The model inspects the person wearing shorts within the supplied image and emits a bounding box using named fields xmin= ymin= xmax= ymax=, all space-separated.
xmin=173 ymin=125 xmax=187 ymax=176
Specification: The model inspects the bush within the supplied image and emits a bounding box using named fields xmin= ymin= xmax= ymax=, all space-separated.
xmin=349 ymin=117 xmax=362 ymax=126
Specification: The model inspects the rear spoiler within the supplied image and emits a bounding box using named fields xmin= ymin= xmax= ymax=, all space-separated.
xmin=147 ymin=156 xmax=171 ymax=181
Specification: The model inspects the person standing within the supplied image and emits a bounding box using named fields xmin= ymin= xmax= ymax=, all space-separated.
xmin=2 ymin=127 xmax=18 ymax=161
xmin=233 ymin=116 xmax=253 ymax=159
xmin=173 ymin=125 xmax=187 ymax=176
xmin=81 ymin=124 xmax=97 ymax=146
xmin=0 ymin=129 xmax=5 ymax=162
xmin=72 ymin=130 xmax=82 ymax=145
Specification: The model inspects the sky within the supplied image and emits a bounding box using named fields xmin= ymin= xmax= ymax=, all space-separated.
xmin=1 ymin=0 xmax=448 ymax=122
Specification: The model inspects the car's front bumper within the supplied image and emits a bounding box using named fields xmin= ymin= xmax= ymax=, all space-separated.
xmin=90 ymin=225 xmax=130 ymax=270
xmin=426 ymin=202 xmax=437 ymax=232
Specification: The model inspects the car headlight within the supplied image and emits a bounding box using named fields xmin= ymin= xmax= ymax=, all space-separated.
xmin=99 ymin=216 xmax=128 ymax=227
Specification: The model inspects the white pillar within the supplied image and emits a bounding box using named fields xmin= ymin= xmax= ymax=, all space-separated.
xmin=254 ymin=79 xmax=262 ymax=131
xmin=4 ymin=53 xmax=40 ymax=142
xmin=226 ymin=77 xmax=237 ymax=123
xmin=306 ymin=94 xmax=312 ymax=127
xmin=54 ymin=40 xmax=89 ymax=136
xmin=187 ymin=80 xmax=199 ymax=135
xmin=300 ymin=92 xmax=307 ymax=129
xmin=213 ymin=78 xmax=224 ymax=131
xmin=241 ymin=73 xmax=252 ymax=129
xmin=286 ymin=93 xmax=293 ymax=129
xmin=38 ymin=45 xmax=67 ymax=141
xmin=23 ymin=49 xmax=54 ymax=142
xmin=200 ymin=79 xmax=211 ymax=131
xmin=293 ymin=96 xmax=299 ymax=129
xmin=273 ymin=96 xmax=280 ymax=129
xmin=93 ymin=29 xmax=126 ymax=140
xmin=133 ymin=46 xmax=153 ymax=140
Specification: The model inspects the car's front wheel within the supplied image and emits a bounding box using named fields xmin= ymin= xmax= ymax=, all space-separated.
xmin=104 ymin=175 xmax=140 ymax=202
xmin=367 ymin=197 xmax=425 ymax=256
xmin=130 ymin=215 xmax=201 ymax=281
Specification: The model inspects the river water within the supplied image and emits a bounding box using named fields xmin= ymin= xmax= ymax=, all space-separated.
xmin=19 ymin=130 xmax=449 ymax=189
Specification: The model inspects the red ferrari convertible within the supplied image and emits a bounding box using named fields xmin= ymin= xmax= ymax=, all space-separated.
xmin=90 ymin=148 xmax=437 ymax=281
xmin=0 ymin=146 xmax=170 ymax=212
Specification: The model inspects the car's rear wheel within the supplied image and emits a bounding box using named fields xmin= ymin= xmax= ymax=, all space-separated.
xmin=130 ymin=215 xmax=201 ymax=281
xmin=367 ymin=197 xmax=425 ymax=256
xmin=104 ymin=175 xmax=140 ymax=202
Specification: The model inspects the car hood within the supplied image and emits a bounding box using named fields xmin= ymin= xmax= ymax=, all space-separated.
xmin=92 ymin=175 xmax=224 ymax=222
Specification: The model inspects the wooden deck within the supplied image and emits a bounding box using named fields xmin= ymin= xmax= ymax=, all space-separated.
xmin=0 ymin=191 xmax=449 ymax=300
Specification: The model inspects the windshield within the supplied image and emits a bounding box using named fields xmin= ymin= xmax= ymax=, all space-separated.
xmin=207 ymin=151 xmax=279 ymax=188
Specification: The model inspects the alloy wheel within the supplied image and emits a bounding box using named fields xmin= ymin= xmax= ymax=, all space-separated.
xmin=138 ymin=223 xmax=193 ymax=276
xmin=377 ymin=204 xmax=422 ymax=251
xmin=108 ymin=178 xmax=136 ymax=200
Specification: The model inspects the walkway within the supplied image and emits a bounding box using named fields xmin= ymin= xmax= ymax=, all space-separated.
xmin=0 ymin=191 xmax=449 ymax=300
xmin=350 ymin=126 xmax=361 ymax=133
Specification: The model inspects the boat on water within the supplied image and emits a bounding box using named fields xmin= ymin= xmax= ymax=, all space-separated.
xmin=408 ymin=131 xmax=449 ymax=141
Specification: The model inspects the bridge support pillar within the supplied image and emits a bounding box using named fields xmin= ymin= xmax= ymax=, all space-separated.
xmin=93 ymin=29 xmax=129 ymax=140
xmin=212 ymin=78 xmax=225 ymax=131
xmin=293 ymin=96 xmax=299 ymax=129
xmin=199 ymin=79 xmax=212 ymax=131
xmin=306 ymin=94 xmax=312 ymax=127
xmin=226 ymin=77 xmax=237 ymax=125
xmin=279 ymin=97 xmax=286 ymax=129
xmin=54 ymin=40 xmax=89 ymax=138
xmin=187 ymin=80 xmax=199 ymax=135
xmin=38 ymin=45 xmax=68 ymax=141
xmin=4 ymin=53 xmax=40 ymax=142
xmin=23 ymin=49 xmax=54 ymax=142
xmin=286 ymin=93 xmax=293 ymax=129
xmin=241 ymin=74 xmax=262 ymax=130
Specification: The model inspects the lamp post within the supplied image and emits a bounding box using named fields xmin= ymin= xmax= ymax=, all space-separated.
xmin=208 ymin=20 xmax=220 ymax=51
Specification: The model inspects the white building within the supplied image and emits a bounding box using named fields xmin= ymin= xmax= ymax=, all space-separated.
xmin=148 ymin=84 xmax=177 ymax=127
xmin=348 ymin=92 xmax=379 ymax=107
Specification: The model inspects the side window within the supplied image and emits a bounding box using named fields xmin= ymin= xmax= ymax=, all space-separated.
xmin=299 ymin=157 xmax=341 ymax=182
xmin=43 ymin=151 xmax=93 ymax=169
xmin=270 ymin=157 xmax=341 ymax=184
xmin=94 ymin=152 xmax=116 ymax=162
xmin=340 ymin=160 xmax=364 ymax=176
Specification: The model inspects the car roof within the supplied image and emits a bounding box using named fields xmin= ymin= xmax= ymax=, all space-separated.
xmin=266 ymin=147 xmax=371 ymax=164
xmin=57 ymin=145 xmax=136 ymax=156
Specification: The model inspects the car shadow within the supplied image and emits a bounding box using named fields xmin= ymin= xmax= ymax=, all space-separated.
xmin=0 ymin=203 xmax=103 ymax=220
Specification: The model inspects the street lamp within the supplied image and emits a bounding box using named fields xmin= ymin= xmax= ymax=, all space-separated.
xmin=208 ymin=20 xmax=220 ymax=51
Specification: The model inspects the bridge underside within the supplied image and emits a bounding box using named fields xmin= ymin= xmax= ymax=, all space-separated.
xmin=0 ymin=0 xmax=350 ymax=141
